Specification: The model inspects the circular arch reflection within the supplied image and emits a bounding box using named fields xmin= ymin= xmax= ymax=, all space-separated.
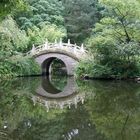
xmin=33 ymin=76 xmax=85 ymax=110
xmin=36 ymin=76 xmax=77 ymax=98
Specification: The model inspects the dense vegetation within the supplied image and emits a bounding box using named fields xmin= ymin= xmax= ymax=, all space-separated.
xmin=0 ymin=0 xmax=66 ymax=79
xmin=0 ymin=0 xmax=140 ymax=79
xmin=0 ymin=0 xmax=26 ymax=20
xmin=14 ymin=0 xmax=65 ymax=30
xmin=76 ymin=0 xmax=140 ymax=79
xmin=62 ymin=0 xmax=103 ymax=43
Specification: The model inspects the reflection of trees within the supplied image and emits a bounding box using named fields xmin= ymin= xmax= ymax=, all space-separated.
xmin=50 ymin=75 xmax=67 ymax=91
xmin=0 ymin=77 xmax=40 ymax=95
xmin=9 ymin=104 xmax=106 ymax=140
xmin=0 ymin=79 xmax=66 ymax=140
xmin=0 ymin=78 xmax=105 ymax=140
xmin=0 ymin=77 xmax=41 ymax=139
xmin=0 ymin=78 xmax=140 ymax=140
xmin=0 ymin=92 xmax=103 ymax=140
xmin=59 ymin=105 xmax=106 ymax=140
xmin=82 ymin=80 xmax=140 ymax=140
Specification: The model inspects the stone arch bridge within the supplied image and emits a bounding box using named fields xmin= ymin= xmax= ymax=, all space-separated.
xmin=28 ymin=39 xmax=87 ymax=75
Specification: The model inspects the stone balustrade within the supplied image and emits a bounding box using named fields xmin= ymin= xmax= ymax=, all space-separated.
xmin=27 ymin=39 xmax=87 ymax=60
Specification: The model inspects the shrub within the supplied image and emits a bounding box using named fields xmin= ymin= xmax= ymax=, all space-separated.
xmin=75 ymin=60 xmax=112 ymax=79
xmin=0 ymin=56 xmax=41 ymax=79
xmin=75 ymin=58 xmax=140 ymax=79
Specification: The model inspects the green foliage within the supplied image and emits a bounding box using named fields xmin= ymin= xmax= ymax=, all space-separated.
xmin=14 ymin=0 xmax=65 ymax=30
xmin=76 ymin=56 xmax=140 ymax=79
xmin=0 ymin=0 xmax=27 ymax=20
xmin=0 ymin=17 xmax=40 ymax=79
xmin=0 ymin=17 xmax=29 ymax=54
xmin=75 ymin=59 xmax=112 ymax=78
xmin=0 ymin=56 xmax=41 ymax=79
xmin=78 ymin=0 xmax=140 ymax=79
xmin=0 ymin=16 xmax=67 ymax=79
xmin=62 ymin=0 xmax=103 ymax=43
xmin=27 ymin=24 xmax=66 ymax=46
xmin=0 ymin=16 xmax=66 ymax=79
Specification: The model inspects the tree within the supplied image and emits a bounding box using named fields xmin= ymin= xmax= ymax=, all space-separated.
xmin=83 ymin=0 xmax=140 ymax=78
xmin=62 ymin=0 xmax=103 ymax=43
xmin=0 ymin=17 xmax=29 ymax=60
xmin=14 ymin=0 xmax=65 ymax=30
xmin=0 ymin=0 xmax=26 ymax=20
xmin=0 ymin=17 xmax=40 ymax=78
xmin=27 ymin=24 xmax=66 ymax=46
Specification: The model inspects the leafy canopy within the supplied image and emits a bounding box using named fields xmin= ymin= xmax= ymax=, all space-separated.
xmin=79 ymin=0 xmax=140 ymax=78
xmin=0 ymin=0 xmax=26 ymax=20
xmin=28 ymin=24 xmax=66 ymax=46
xmin=88 ymin=0 xmax=140 ymax=60
xmin=62 ymin=0 xmax=103 ymax=43
xmin=15 ymin=0 xmax=65 ymax=30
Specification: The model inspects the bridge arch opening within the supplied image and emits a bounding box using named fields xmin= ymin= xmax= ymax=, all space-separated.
xmin=42 ymin=57 xmax=67 ymax=76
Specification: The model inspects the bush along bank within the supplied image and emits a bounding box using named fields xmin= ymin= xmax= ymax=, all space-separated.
xmin=75 ymin=59 xmax=140 ymax=81
xmin=0 ymin=56 xmax=41 ymax=80
xmin=75 ymin=0 xmax=140 ymax=81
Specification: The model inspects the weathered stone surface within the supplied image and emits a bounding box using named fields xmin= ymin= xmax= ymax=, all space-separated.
xmin=29 ymin=41 xmax=87 ymax=76
xmin=35 ymin=52 xmax=78 ymax=75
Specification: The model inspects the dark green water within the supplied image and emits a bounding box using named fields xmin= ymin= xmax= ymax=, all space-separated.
xmin=0 ymin=75 xmax=140 ymax=140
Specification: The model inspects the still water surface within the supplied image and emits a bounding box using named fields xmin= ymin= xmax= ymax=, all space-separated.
xmin=0 ymin=75 xmax=140 ymax=140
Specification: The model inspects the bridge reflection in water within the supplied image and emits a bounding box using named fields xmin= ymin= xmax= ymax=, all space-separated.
xmin=32 ymin=76 xmax=85 ymax=111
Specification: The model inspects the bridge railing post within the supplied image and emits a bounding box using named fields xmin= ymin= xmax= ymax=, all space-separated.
xmin=31 ymin=44 xmax=36 ymax=55
xmin=73 ymin=45 xmax=77 ymax=55
xmin=54 ymin=39 xmax=58 ymax=47
xmin=80 ymin=44 xmax=85 ymax=53
xmin=59 ymin=38 xmax=63 ymax=49
xmin=68 ymin=39 xmax=71 ymax=45
xmin=44 ymin=40 xmax=48 ymax=50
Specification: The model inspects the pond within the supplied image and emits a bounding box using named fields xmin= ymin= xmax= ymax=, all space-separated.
xmin=0 ymin=75 xmax=140 ymax=140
